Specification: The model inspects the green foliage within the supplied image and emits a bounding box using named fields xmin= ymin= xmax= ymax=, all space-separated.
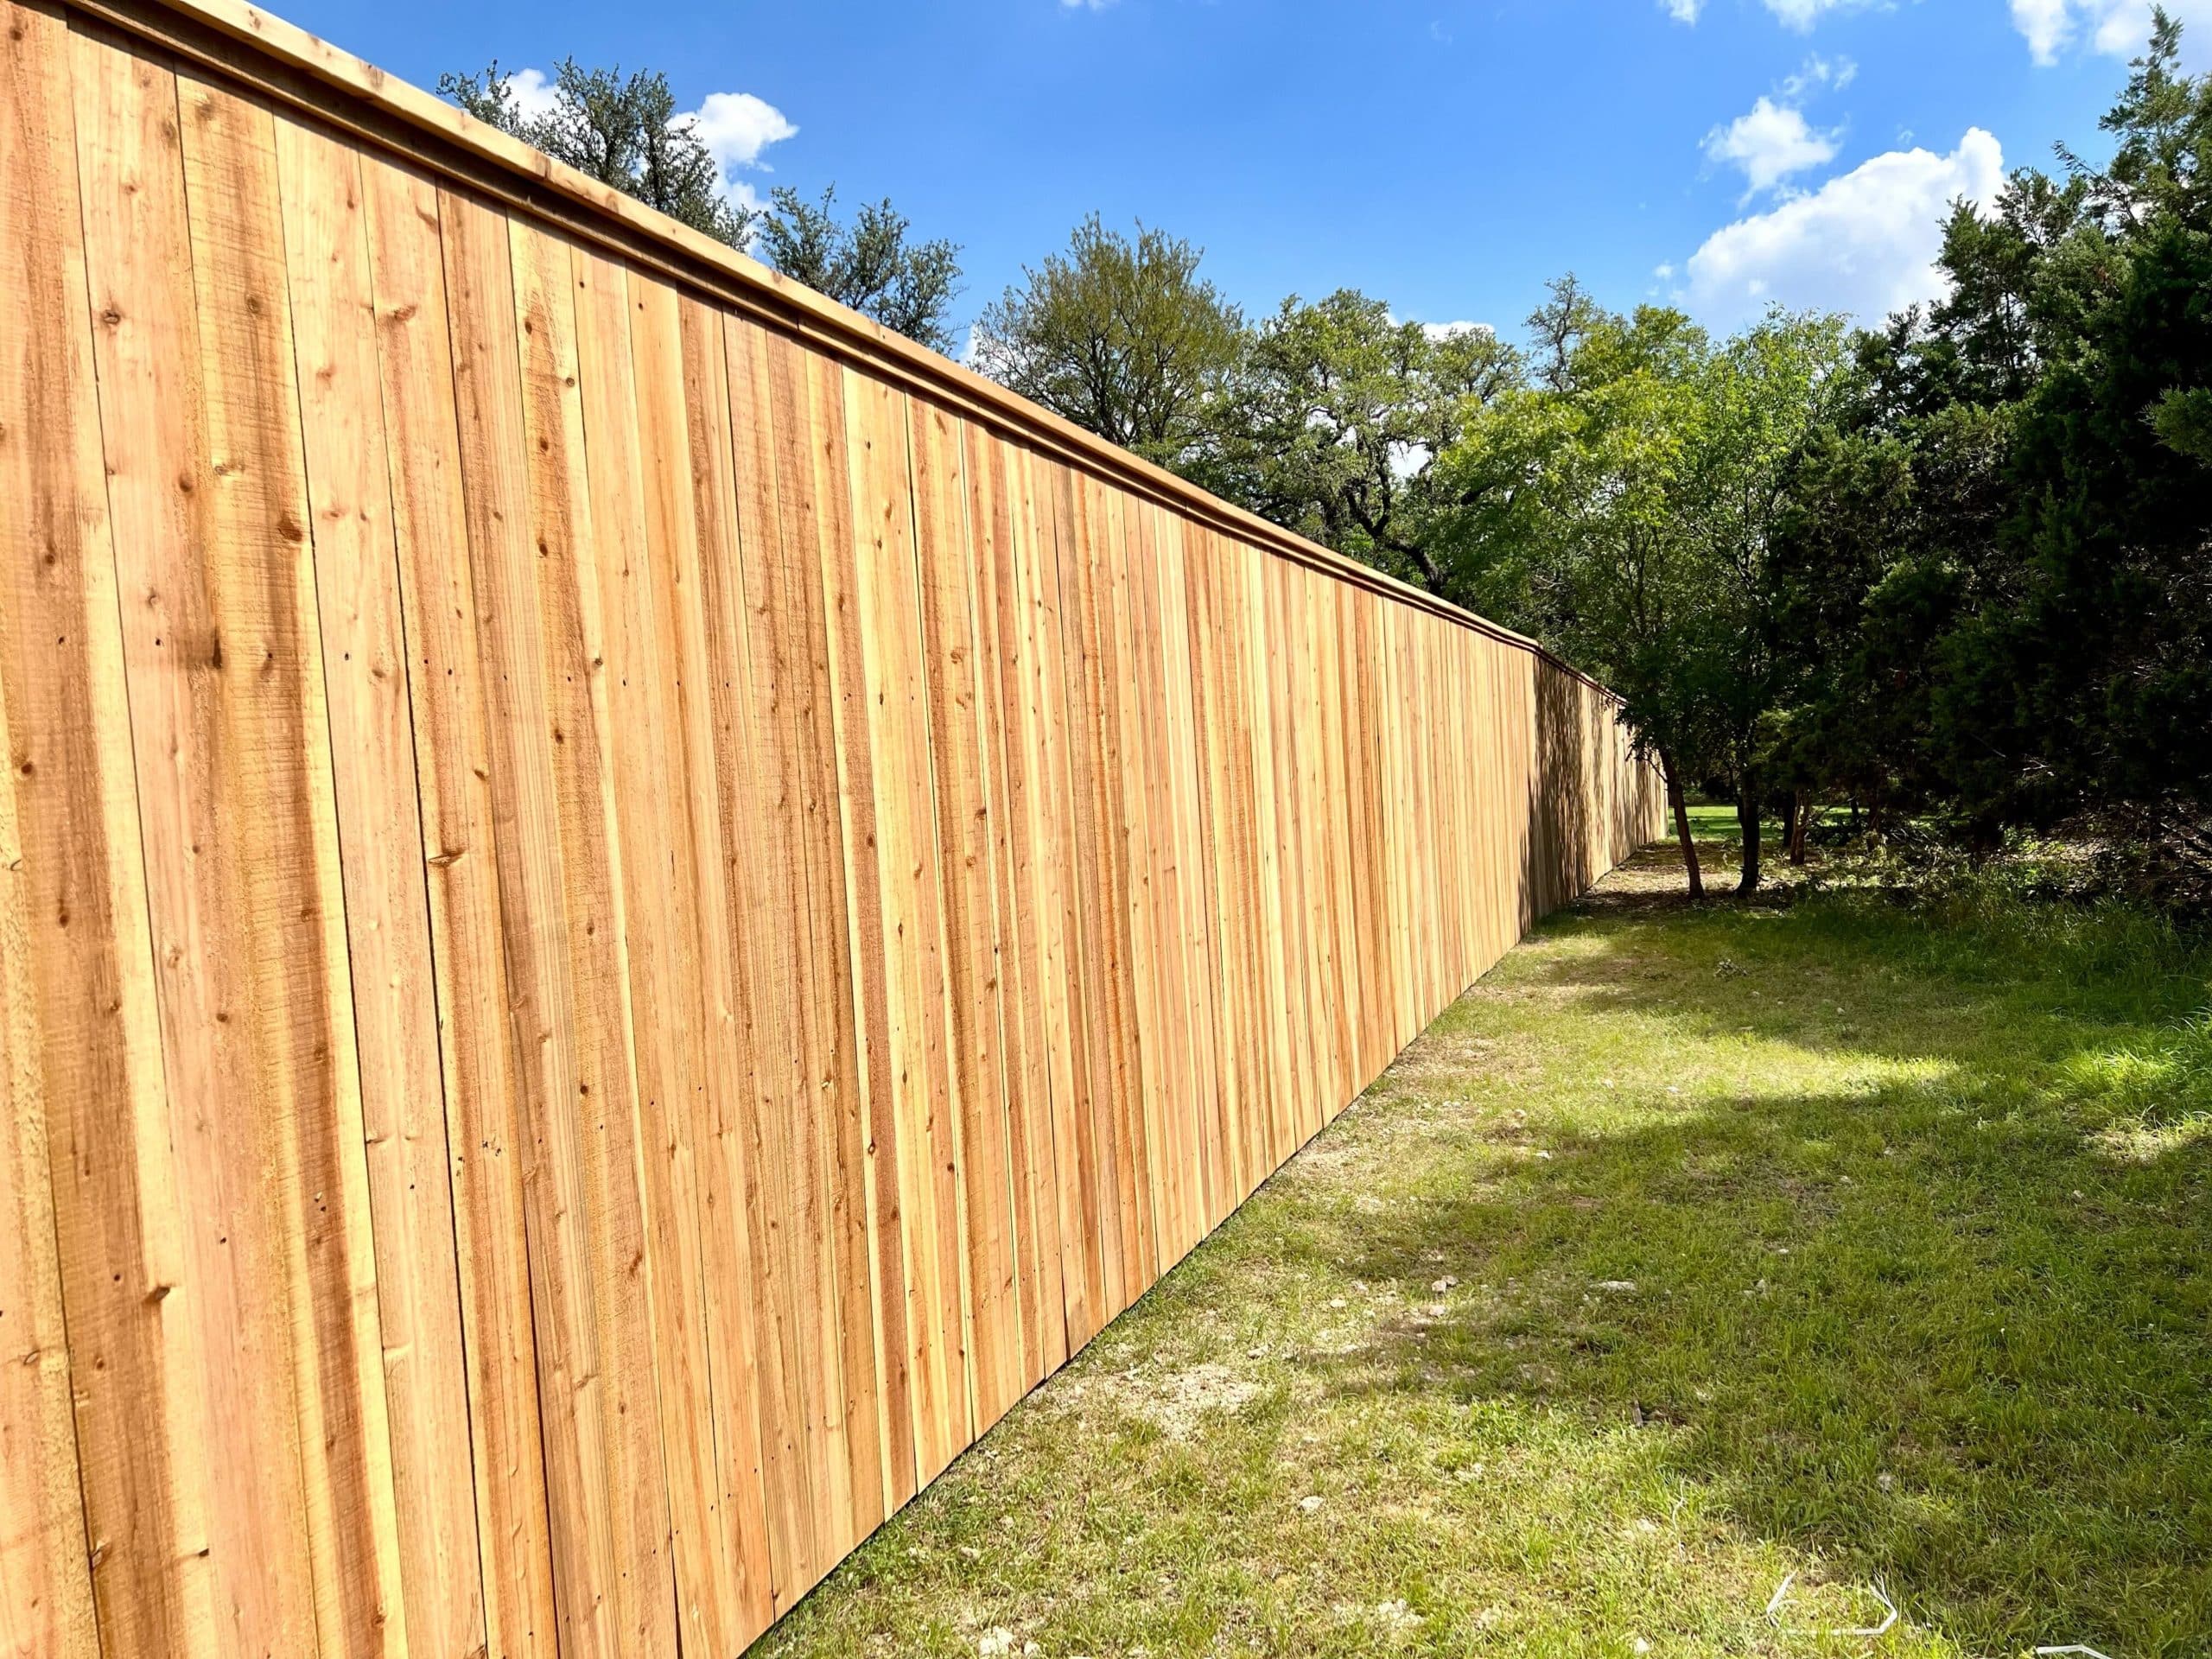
xmin=1777 ymin=11 xmax=2212 ymax=861
xmin=751 ymin=185 xmax=963 ymax=354
xmin=1190 ymin=290 xmax=1521 ymax=595
xmin=972 ymin=216 xmax=1244 ymax=466
xmin=440 ymin=62 xmax=963 ymax=351
xmin=974 ymin=240 xmax=1519 ymax=595
xmin=440 ymin=59 xmax=753 ymax=246
xmin=1448 ymin=297 xmax=1719 ymax=771
xmin=1443 ymin=289 xmax=1850 ymax=889
xmin=1765 ymin=403 xmax=2015 ymax=831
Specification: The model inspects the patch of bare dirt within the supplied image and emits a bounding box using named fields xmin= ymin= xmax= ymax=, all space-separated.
xmin=1052 ymin=1358 xmax=1263 ymax=1439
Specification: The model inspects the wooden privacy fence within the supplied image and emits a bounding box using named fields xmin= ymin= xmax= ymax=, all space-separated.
xmin=0 ymin=0 xmax=1669 ymax=1652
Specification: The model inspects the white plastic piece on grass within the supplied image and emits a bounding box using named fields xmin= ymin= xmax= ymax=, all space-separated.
xmin=2033 ymin=1649 xmax=2114 ymax=1657
xmin=1764 ymin=1571 xmax=1898 ymax=1638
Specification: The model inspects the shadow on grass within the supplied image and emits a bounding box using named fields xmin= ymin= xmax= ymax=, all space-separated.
xmin=1312 ymin=861 xmax=2211 ymax=1656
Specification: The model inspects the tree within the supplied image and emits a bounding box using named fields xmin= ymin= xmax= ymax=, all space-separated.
xmin=1444 ymin=299 xmax=1849 ymax=894
xmin=1804 ymin=10 xmax=2212 ymax=875
xmin=441 ymin=62 xmax=963 ymax=352
xmin=1528 ymin=272 xmax=1605 ymax=392
xmin=441 ymin=60 xmax=752 ymax=246
xmin=1446 ymin=303 xmax=1726 ymax=893
xmin=972 ymin=216 xmax=1244 ymax=467
xmin=1766 ymin=400 xmax=2012 ymax=852
xmin=1196 ymin=290 xmax=1522 ymax=596
xmin=1675 ymin=311 xmax=1854 ymax=891
xmin=752 ymin=186 xmax=963 ymax=355
xmin=1944 ymin=17 xmax=2212 ymax=849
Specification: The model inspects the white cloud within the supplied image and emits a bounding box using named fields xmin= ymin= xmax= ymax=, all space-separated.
xmin=692 ymin=91 xmax=798 ymax=172
xmin=1780 ymin=53 xmax=1857 ymax=96
xmin=1061 ymin=0 xmax=1119 ymax=9
xmin=506 ymin=67 xmax=560 ymax=121
xmin=1661 ymin=0 xmax=1704 ymax=22
xmin=689 ymin=91 xmax=797 ymax=216
xmin=1421 ymin=320 xmax=1494 ymax=340
xmin=1759 ymin=0 xmax=1868 ymax=29
xmin=1681 ymin=127 xmax=2005 ymax=327
xmin=2011 ymin=0 xmax=2074 ymax=60
xmin=1705 ymin=98 xmax=1842 ymax=196
xmin=2010 ymin=0 xmax=2212 ymax=64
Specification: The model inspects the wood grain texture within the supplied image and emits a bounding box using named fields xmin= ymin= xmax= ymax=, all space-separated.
xmin=1 ymin=8 xmax=1669 ymax=1653
xmin=840 ymin=364 xmax=969 ymax=1494
xmin=760 ymin=320 xmax=897 ymax=1563
xmin=625 ymin=270 xmax=779 ymax=1646
xmin=372 ymin=156 xmax=560 ymax=1659
xmin=504 ymin=212 xmax=674 ymax=1659
xmin=907 ymin=395 xmax=1025 ymax=1437
xmin=175 ymin=63 xmax=406 ymax=1657
xmin=273 ymin=109 xmax=487 ymax=1659
xmin=962 ymin=432 xmax=1069 ymax=1389
xmin=0 ymin=10 xmax=125 ymax=1656
xmin=569 ymin=244 xmax=752 ymax=1659
xmin=79 ymin=27 xmax=375 ymax=1654
xmin=719 ymin=310 xmax=868 ymax=1607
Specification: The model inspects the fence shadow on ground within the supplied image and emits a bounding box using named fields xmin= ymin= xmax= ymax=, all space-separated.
xmin=1316 ymin=842 xmax=2212 ymax=1656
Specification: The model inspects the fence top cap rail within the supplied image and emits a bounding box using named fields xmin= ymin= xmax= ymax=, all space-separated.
xmin=99 ymin=0 xmax=1612 ymax=695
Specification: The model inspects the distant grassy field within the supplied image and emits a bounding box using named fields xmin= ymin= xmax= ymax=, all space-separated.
xmin=754 ymin=824 xmax=2211 ymax=1658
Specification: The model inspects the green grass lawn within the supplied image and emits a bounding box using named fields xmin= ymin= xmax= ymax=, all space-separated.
xmin=754 ymin=824 xmax=2211 ymax=1658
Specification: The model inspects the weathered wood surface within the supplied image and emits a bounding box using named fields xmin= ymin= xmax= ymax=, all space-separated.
xmin=0 ymin=0 xmax=1669 ymax=1651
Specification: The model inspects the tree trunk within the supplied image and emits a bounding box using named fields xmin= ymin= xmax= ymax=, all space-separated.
xmin=1737 ymin=785 xmax=1763 ymax=895
xmin=1662 ymin=750 xmax=1704 ymax=900
xmin=1779 ymin=791 xmax=1798 ymax=862
xmin=1789 ymin=790 xmax=1809 ymax=866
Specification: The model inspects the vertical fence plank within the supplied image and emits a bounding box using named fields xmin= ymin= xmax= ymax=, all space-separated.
xmin=1014 ymin=458 xmax=1100 ymax=1352
xmin=1047 ymin=466 xmax=1125 ymax=1329
xmin=67 ymin=40 xmax=250 ymax=1656
xmin=172 ymin=66 xmax=409 ymax=1657
xmin=273 ymin=110 xmax=489 ymax=1659
xmin=365 ymin=157 xmax=560 ymax=1659
xmin=1112 ymin=504 xmax=1186 ymax=1268
xmin=0 ymin=9 xmax=123 ymax=1654
xmin=720 ymin=312 xmax=874 ymax=1603
xmin=503 ymin=213 xmax=675 ymax=1659
xmin=1002 ymin=442 xmax=1085 ymax=1364
xmin=79 ymin=26 xmax=382 ymax=1651
xmin=782 ymin=333 xmax=907 ymax=1541
xmin=1181 ymin=529 xmax=1253 ymax=1215
xmin=1147 ymin=513 xmax=1229 ymax=1232
xmin=963 ymin=430 xmax=1069 ymax=1385
xmin=632 ymin=276 xmax=783 ymax=1645
xmin=569 ymin=245 xmax=750 ymax=1658
xmin=1099 ymin=491 xmax=1159 ymax=1301
xmin=840 ymin=365 xmax=969 ymax=1491
xmin=907 ymin=397 xmax=1027 ymax=1435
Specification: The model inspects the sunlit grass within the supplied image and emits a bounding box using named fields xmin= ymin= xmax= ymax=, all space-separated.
xmin=753 ymin=826 xmax=2212 ymax=1659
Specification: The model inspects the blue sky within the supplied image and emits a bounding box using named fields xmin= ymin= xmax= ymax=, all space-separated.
xmin=283 ymin=0 xmax=2208 ymax=351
